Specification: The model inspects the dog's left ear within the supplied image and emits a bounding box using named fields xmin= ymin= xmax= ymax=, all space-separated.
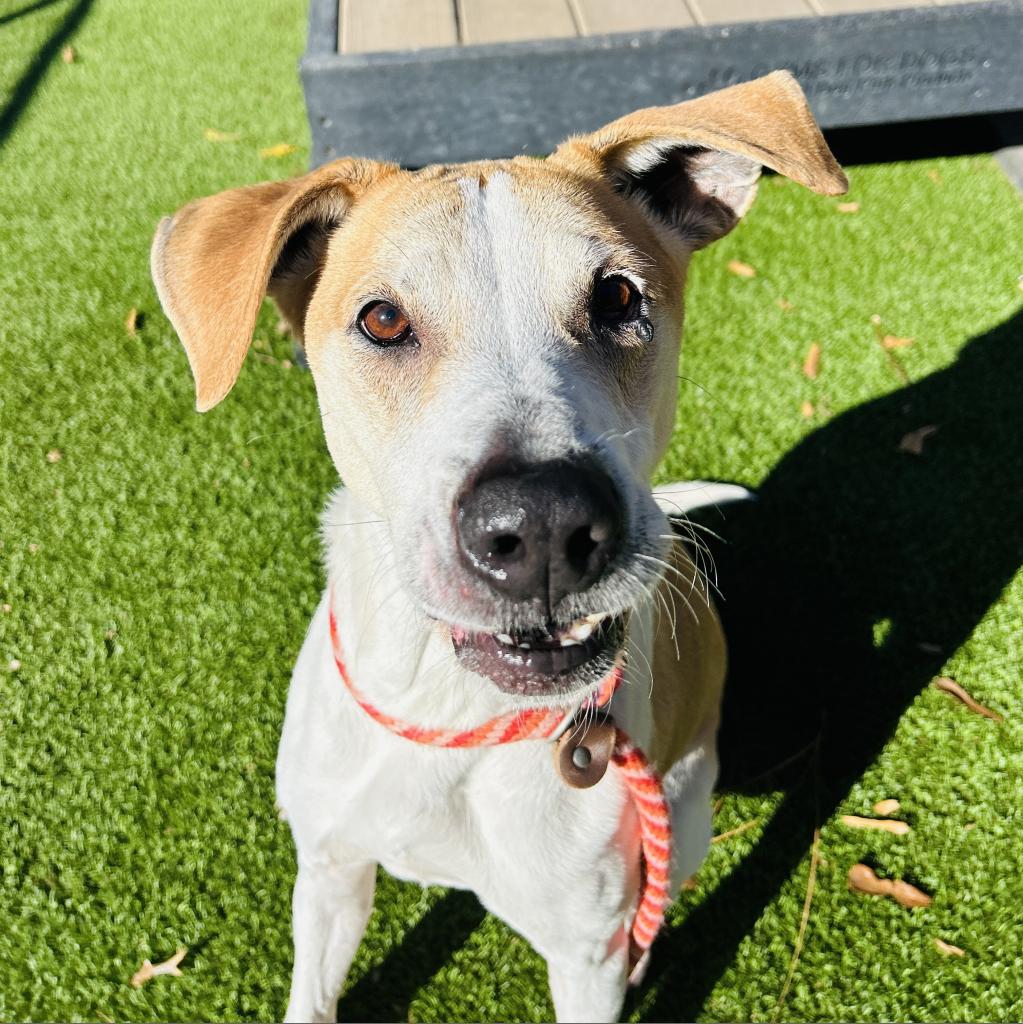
xmin=552 ymin=70 xmax=847 ymax=248
xmin=151 ymin=158 xmax=396 ymax=411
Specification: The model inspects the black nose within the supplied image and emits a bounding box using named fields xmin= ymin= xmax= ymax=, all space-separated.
xmin=456 ymin=459 xmax=623 ymax=609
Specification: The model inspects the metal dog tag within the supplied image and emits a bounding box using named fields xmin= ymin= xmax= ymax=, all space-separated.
xmin=554 ymin=717 xmax=616 ymax=789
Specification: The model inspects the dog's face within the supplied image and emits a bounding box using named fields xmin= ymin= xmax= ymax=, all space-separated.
xmin=152 ymin=72 xmax=845 ymax=702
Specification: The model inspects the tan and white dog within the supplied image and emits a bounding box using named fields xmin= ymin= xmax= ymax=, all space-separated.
xmin=151 ymin=71 xmax=845 ymax=1023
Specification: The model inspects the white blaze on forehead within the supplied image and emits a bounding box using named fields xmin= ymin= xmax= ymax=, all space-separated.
xmin=454 ymin=171 xmax=614 ymax=355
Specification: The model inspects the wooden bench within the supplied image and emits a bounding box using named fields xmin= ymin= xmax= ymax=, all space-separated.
xmin=302 ymin=0 xmax=1023 ymax=167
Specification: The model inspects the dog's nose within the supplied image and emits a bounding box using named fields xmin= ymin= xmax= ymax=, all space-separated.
xmin=456 ymin=459 xmax=623 ymax=608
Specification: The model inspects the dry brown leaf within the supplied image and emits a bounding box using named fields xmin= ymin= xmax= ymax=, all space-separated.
xmin=125 ymin=307 xmax=139 ymax=337
xmin=836 ymin=201 xmax=860 ymax=214
xmin=28 ymin=543 xmax=39 ymax=554
xmin=927 ymin=169 xmax=942 ymax=183
xmin=802 ymin=342 xmax=821 ymax=380
xmin=131 ymin=948 xmax=187 ymax=988
xmin=727 ymin=260 xmax=756 ymax=279
xmin=61 ymin=45 xmax=76 ymax=64
xmin=204 ymin=128 xmax=241 ymax=143
xmin=882 ymin=335 xmax=914 ymax=350
xmin=260 ymin=142 xmax=298 ymax=159
xmin=800 ymin=400 xmax=815 ymax=419
xmin=776 ymin=297 xmax=794 ymax=311
xmin=873 ymin=798 xmax=901 ymax=816
xmin=712 ymin=818 xmax=759 ymax=844
xmin=841 ymin=814 xmax=911 ymax=835
xmin=932 ymin=676 xmax=1003 ymax=722
xmin=898 ymin=425 xmax=938 ymax=456
xmin=934 ymin=937 xmax=966 ymax=957
xmin=46 ymin=449 xmax=62 ymax=464
xmin=847 ymin=863 xmax=932 ymax=908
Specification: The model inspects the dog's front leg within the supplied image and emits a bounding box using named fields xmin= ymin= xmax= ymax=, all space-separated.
xmin=284 ymin=852 xmax=377 ymax=1024
xmin=545 ymin=934 xmax=630 ymax=1023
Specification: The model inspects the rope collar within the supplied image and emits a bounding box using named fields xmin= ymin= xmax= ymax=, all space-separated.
xmin=328 ymin=600 xmax=672 ymax=981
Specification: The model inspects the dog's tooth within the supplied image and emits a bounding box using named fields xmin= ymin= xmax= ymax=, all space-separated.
xmin=569 ymin=621 xmax=594 ymax=642
xmin=560 ymin=637 xmax=580 ymax=647
xmin=496 ymin=633 xmax=514 ymax=645
xmin=517 ymin=641 xmax=532 ymax=650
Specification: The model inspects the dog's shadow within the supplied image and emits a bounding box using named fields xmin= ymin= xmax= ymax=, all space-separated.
xmin=337 ymin=308 xmax=1023 ymax=1022
xmin=639 ymin=306 xmax=1023 ymax=1020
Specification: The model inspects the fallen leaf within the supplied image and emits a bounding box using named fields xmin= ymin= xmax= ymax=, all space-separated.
xmin=260 ymin=142 xmax=298 ymax=159
xmin=873 ymin=798 xmax=901 ymax=816
xmin=1 ymin=603 xmax=11 ymax=613
xmin=712 ymin=818 xmax=759 ymax=844
xmin=882 ymin=335 xmax=914 ymax=350
xmin=898 ymin=425 xmax=938 ymax=456
xmin=28 ymin=543 xmax=39 ymax=554
xmin=847 ymin=863 xmax=932 ymax=908
xmin=800 ymin=400 xmax=814 ymax=419
xmin=841 ymin=814 xmax=910 ymax=835
xmin=61 ymin=45 xmax=76 ymax=64
xmin=927 ymin=169 xmax=942 ymax=183
xmin=932 ymin=676 xmax=1003 ymax=722
xmin=727 ymin=259 xmax=756 ymax=279
xmin=802 ymin=342 xmax=821 ymax=380
xmin=934 ymin=937 xmax=966 ymax=957
xmin=131 ymin=948 xmax=187 ymax=988
xmin=46 ymin=449 xmax=62 ymax=463
xmin=836 ymin=201 xmax=860 ymax=213
xmin=204 ymin=128 xmax=241 ymax=143
xmin=776 ymin=297 xmax=794 ymax=311
xmin=124 ymin=307 xmax=139 ymax=337
xmin=8 ymin=659 xmax=21 ymax=672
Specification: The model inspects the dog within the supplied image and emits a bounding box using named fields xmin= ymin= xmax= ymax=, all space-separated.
xmin=150 ymin=70 xmax=846 ymax=1022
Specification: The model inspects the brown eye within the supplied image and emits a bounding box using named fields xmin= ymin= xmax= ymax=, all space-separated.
xmin=591 ymin=275 xmax=641 ymax=326
xmin=358 ymin=300 xmax=413 ymax=345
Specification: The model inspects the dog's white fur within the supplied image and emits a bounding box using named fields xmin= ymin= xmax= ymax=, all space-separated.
xmin=277 ymin=482 xmax=744 ymax=1023
xmin=150 ymin=71 xmax=845 ymax=1023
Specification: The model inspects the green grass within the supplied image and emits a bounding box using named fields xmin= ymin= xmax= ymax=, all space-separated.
xmin=2 ymin=0 xmax=1022 ymax=1020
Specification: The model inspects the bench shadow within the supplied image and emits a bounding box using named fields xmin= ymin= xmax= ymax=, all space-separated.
xmin=0 ymin=0 xmax=94 ymax=148
xmin=640 ymin=307 xmax=1023 ymax=1020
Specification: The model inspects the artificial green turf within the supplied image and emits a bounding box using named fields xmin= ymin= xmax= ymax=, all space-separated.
xmin=2 ymin=1 xmax=1022 ymax=1020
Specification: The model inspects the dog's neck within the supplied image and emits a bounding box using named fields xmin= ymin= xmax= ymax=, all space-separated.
xmin=321 ymin=487 xmax=661 ymax=743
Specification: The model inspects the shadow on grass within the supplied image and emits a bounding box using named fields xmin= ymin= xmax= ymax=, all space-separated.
xmin=339 ymin=888 xmax=487 ymax=1022
xmin=639 ymin=306 xmax=1023 ymax=1020
xmin=0 ymin=0 xmax=94 ymax=147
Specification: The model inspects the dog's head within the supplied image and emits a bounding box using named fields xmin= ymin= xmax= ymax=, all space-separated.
xmin=152 ymin=72 xmax=845 ymax=702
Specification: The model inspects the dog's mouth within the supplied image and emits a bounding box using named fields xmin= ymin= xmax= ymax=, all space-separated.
xmin=450 ymin=612 xmax=627 ymax=697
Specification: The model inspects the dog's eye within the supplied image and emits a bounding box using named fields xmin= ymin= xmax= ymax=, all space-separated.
xmin=358 ymin=301 xmax=413 ymax=345
xmin=591 ymin=275 xmax=641 ymax=327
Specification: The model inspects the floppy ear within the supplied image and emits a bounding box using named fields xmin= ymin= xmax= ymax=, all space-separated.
xmin=150 ymin=158 xmax=396 ymax=411
xmin=552 ymin=71 xmax=847 ymax=248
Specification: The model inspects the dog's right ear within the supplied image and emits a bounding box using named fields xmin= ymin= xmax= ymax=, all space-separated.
xmin=151 ymin=158 xmax=396 ymax=412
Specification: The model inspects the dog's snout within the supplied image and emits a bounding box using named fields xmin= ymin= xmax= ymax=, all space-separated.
xmin=456 ymin=459 xmax=623 ymax=609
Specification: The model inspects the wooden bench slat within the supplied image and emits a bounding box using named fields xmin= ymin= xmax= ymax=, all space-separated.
xmin=691 ymin=0 xmax=813 ymax=22
xmin=574 ymin=0 xmax=695 ymax=35
xmin=458 ymin=0 xmax=579 ymax=44
xmin=815 ymin=0 xmax=937 ymax=11
xmin=340 ymin=0 xmax=458 ymax=54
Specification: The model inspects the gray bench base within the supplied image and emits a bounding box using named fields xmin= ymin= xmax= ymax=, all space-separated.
xmin=303 ymin=0 xmax=1023 ymax=167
